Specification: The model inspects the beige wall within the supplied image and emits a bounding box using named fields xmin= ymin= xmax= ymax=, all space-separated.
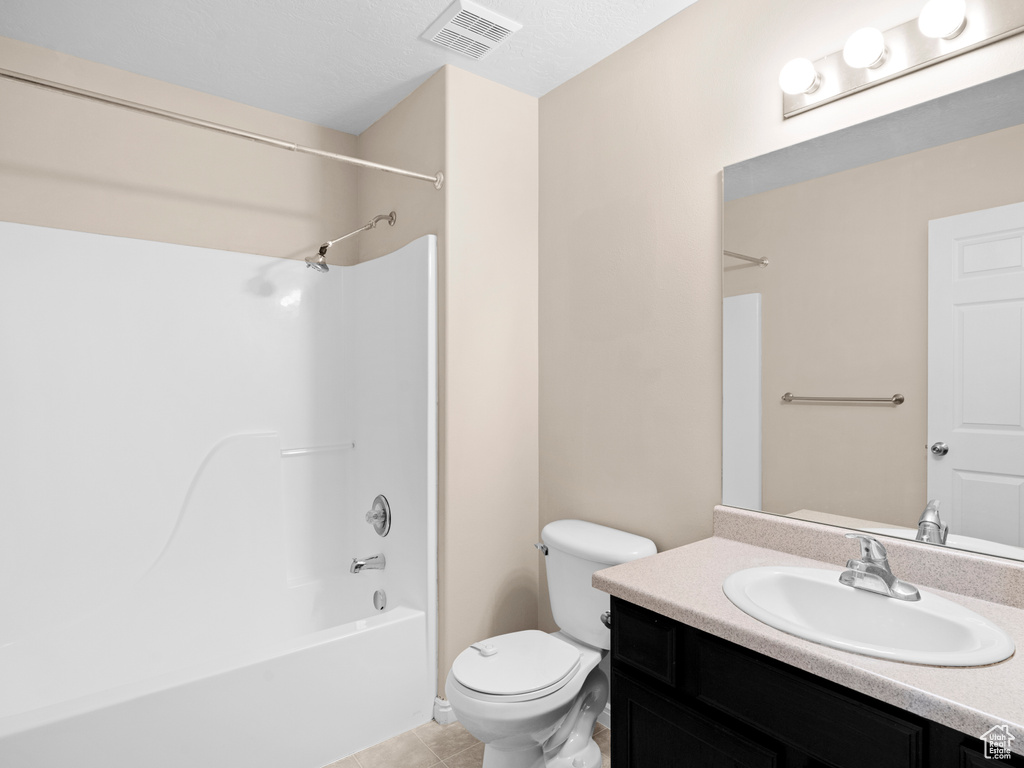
xmin=538 ymin=0 xmax=1024 ymax=629
xmin=442 ymin=66 xmax=539 ymax=693
xmin=725 ymin=122 xmax=1024 ymax=527
xmin=357 ymin=66 xmax=540 ymax=695
xmin=0 ymin=36 xmax=360 ymax=264
xmin=356 ymin=70 xmax=446 ymax=265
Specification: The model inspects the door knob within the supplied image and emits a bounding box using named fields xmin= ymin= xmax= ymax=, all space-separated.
xmin=930 ymin=442 xmax=949 ymax=456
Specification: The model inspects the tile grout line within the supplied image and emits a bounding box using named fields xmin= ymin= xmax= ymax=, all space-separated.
xmin=418 ymin=727 xmax=479 ymax=767
xmin=411 ymin=729 xmax=445 ymax=765
xmin=439 ymin=740 xmax=476 ymax=767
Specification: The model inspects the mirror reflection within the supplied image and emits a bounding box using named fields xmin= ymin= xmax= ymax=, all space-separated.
xmin=722 ymin=85 xmax=1024 ymax=562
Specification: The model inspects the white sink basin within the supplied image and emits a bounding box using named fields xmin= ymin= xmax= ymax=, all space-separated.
xmin=723 ymin=566 xmax=1015 ymax=667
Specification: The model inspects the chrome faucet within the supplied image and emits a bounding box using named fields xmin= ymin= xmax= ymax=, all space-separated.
xmin=350 ymin=553 xmax=386 ymax=573
xmin=839 ymin=534 xmax=920 ymax=601
xmin=916 ymin=499 xmax=948 ymax=545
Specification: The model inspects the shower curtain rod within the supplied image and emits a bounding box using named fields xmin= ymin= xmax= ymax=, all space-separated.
xmin=724 ymin=250 xmax=768 ymax=267
xmin=0 ymin=67 xmax=444 ymax=190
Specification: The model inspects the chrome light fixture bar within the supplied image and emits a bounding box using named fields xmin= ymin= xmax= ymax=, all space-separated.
xmin=782 ymin=0 xmax=1024 ymax=118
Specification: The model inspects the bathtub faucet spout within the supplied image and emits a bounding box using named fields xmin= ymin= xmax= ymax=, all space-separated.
xmin=350 ymin=553 xmax=386 ymax=573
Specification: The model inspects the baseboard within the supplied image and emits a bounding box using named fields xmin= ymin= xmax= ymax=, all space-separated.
xmin=433 ymin=696 xmax=457 ymax=725
xmin=597 ymin=702 xmax=611 ymax=730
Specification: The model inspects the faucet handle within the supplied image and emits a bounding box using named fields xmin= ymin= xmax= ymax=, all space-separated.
xmin=841 ymin=534 xmax=920 ymax=601
xmin=918 ymin=499 xmax=948 ymax=544
xmin=365 ymin=495 xmax=391 ymax=537
xmin=845 ymin=533 xmax=888 ymax=563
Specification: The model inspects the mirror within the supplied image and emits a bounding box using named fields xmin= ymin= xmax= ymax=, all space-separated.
xmin=722 ymin=69 xmax=1024 ymax=562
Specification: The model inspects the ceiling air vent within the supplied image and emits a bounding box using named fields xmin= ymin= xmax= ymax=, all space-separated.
xmin=422 ymin=0 xmax=522 ymax=60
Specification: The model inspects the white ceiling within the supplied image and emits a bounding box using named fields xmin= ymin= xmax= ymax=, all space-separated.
xmin=0 ymin=0 xmax=699 ymax=135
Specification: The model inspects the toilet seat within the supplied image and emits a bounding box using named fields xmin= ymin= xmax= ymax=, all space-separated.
xmin=451 ymin=630 xmax=582 ymax=703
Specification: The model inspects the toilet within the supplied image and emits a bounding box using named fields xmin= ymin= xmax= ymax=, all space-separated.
xmin=445 ymin=520 xmax=656 ymax=768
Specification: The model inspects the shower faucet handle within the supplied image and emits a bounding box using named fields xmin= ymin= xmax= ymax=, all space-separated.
xmin=365 ymin=495 xmax=391 ymax=537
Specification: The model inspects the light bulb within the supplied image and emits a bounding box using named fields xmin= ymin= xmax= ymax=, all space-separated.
xmin=778 ymin=58 xmax=822 ymax=95
xmin=843 ymin=27 xmax=887 ymax=69
xmin=919 ymin=0 xmax=967 ymax=39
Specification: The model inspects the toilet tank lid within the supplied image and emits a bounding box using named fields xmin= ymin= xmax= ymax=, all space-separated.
xmin=541 ymin=520 xmax=656 ymax=564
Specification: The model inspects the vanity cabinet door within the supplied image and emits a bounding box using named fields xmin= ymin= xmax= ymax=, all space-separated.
xmin=612 ymin=671 xmax=779 ymax=768
xmin=693 ymin=632 xmax=924 ymax=768
xmin=612 ymin=596 xmax=679 ymax=687
xmin=610 ymin=599 xmax=1024 ymax=768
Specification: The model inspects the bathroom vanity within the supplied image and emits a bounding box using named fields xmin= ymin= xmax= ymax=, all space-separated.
xmin=611 ymin=599 xmax=1018 ymax=767
xmin=683 ymin=31 xmax=1024 ymax=768
xmin=595 ymin=508 xmax=1024 ymax=768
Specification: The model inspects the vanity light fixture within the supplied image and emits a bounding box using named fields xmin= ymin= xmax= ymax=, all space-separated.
xmin=918 ymin=0 xmax=968 ymax=39
xmin=842 ymin=27 xmax=887 ymax=69
xmin=780 ymin=0 xmax=1024 ymax=118
xmin=778 ymin=58 xmax=821 ymax=95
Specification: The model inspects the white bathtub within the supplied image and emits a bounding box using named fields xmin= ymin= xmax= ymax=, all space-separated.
xmin=0 ymin=606 xmax=431 ymax=768
xmin=0 ymin=431 xmax=435 ymax=767
xmin=0 ymin=226 xmax=439 ymax=768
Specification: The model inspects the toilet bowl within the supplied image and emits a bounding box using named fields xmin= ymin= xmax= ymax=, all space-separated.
xmin=444 ymin=520 xmax=656 ymax=768
xmin=446 ymin=631 xmax=606 ymax=768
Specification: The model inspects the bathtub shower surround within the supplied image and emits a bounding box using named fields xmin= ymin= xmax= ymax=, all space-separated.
xmin=0 ymin=223 xmax=438 ymax=768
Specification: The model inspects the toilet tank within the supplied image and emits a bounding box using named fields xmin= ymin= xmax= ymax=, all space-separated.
xmin=542 ymin=519 xmax=656 ymax=650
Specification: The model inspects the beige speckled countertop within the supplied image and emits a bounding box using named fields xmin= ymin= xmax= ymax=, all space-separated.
xmin=594 ymin=535 xmax=1024 ymax=754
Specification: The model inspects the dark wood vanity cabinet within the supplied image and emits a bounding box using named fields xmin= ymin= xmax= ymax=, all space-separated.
xmin=610 ymin=597 xmax=1023 ymax=768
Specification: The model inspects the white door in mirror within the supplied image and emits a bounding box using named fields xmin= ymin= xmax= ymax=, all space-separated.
xmin=928 ymin=201 xmax=1024 ymax=547
xmin=723 ymin=566 xmax=1014 ymax=667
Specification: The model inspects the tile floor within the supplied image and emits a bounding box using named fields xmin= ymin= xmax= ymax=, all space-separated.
xmin=323 ymin=720 xmax=611 ymax=768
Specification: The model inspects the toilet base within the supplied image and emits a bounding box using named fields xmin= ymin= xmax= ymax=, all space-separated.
xmin=481 ymin=743 xmax=544 ymax=768
xmin=545 ymin=738 xmax=603 ymax=768
xmin=479 ymin=667 xmax=608 ymax=768
xmin=481 ymin=737 xmax=602 ymax=768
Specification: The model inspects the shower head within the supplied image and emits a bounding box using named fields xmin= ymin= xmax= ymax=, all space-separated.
xmin=305 ymin=245 xmax=330 ymax=273
xmin=307 ymin=211 xmax=397 ymax=274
